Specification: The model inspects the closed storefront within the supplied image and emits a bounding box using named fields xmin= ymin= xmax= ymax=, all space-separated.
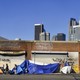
xmin=0 ymin=51 xmax=25 ymax=70
xmin=31 ymin=51 xmax=68 ymax=64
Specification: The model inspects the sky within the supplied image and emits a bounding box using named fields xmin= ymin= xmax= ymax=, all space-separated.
xmin=0 ymin=0 xmax=80 ymax=40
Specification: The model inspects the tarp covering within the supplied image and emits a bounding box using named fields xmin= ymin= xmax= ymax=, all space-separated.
xmin=11 ymin=60 xmax=60 ymax=74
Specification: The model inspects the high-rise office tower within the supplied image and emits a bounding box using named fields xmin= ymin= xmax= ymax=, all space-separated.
xmin=46 ymin=32 xmax=50 ymax=41
xmin=40 ymin=32 xmax=46 ymax=41
xmin=40 ymin=32 xmax=50 ymax=41
xmin=57 ymin=33 xmax=66 ymax=41
xmin=52 ymin=35 xmax=57 ymax=41
xmin=72 ymin=22 xmax=80 ymax=41
xmin=69 ymin=18 xmax=78 ymax=41
xmin=34 ymin=24 xmax=44 ymax=40
xmin=52 ymin=33 xmax=66 ymax=41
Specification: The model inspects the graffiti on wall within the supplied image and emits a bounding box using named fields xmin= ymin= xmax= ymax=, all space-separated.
xmin=0 ymin=58 xmax=10 ymax=62
xmin=0 ymin=55 xmax=25 ymax=69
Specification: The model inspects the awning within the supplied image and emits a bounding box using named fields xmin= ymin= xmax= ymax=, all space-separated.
xmin=0 ymin=51 xmax=25 ymax=56
xmin=32 ymin=51 xmax=68 ymax=55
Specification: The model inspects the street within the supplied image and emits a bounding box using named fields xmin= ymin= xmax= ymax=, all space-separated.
xmin=0 ymin=73 xmax=80 ymax=80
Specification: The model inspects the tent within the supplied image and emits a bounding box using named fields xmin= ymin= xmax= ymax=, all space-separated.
xmin=11 ymin=60 xmax=60 ymax=74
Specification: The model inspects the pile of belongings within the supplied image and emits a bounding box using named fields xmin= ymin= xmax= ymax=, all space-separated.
xmin=10 ymin=60 xmax=60 ymax=74
xmin=0 ymin=68 xmax=3 ymax=74
xmin=0 ymin=67 xmax=4 ymax=74
xmin=60 ymin=61 xmax=72 ymax=74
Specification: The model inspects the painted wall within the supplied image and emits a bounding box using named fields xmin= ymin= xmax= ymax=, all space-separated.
xmin=68 ymin=52 xmax=78 ymax=64
xmin=68 ymin=52 xmax=79 ymax=73
xmin=0 ymin=55 xmax=25 ymax=70
xmin=31 ymin=53 xmax=68 ymax=64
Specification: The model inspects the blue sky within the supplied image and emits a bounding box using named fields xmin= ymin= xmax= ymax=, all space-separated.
xmin=0 ymin=0 xmax=80 ymax=40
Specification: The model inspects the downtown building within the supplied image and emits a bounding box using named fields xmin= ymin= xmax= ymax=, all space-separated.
xmin=34 ymin=24 xmax=44 ymax=40
xmin=57 ymin=33 xmax=66 ymax=41
xmin=34 ymin=24 xmax=50 ymax=41
xmin=72 ymin=23 xmax=80 ymax=41
xmin=68 ymin=18 xmax=79 ymax=41
xmin=52 ymin=33 xmax=66 ymax=41
xmin=40 ymin=32 xmax=50 ymax=41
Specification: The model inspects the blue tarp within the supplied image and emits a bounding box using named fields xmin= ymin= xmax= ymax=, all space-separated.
xmin=11 ymin=60 xmax=60 ymax=74
xmin=64 ymin=61 xmax=69 ymax=66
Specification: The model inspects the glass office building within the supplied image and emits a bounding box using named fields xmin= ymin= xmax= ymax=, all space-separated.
xmin=34 ymin=24 xmax=44 ymax=40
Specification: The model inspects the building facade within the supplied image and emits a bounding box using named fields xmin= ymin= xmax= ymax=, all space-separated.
xmin=52 ymin=35 xmax=57 ymax=41
xmin=0 ymin=40 xmax=80 ymax=73
xmin=40 ymin=32 xmax=50 ymax=41
xmin=57 ymin=33 xmax=66 ymax=41
xmin=68 ymin=18 xmax=79 ymax=41
xmin=72 ymin=25 xmax=80 ymax=41
xmin=34 ymin=24 xmax=44 ymax=40
xmin=52 ymin=33 xmax=66 ymax=41
xmin=40 ymin=32 xmax=46 ymax=41
xmin=46 ymin=32 xmax=50 ymax=41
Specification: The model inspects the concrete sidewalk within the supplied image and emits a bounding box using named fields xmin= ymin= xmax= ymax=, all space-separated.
xmin=0 ymin=73 xmax=80 ymax=80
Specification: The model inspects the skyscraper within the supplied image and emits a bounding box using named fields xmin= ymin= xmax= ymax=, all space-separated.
xmin=57 ymin=33 xmax=66 ymax=41
xmin=40 ymin=32 xmax=46 ymax=41
xmin=52 ymin=33 xmax=66 ymax=41
xmin=34 ymin=24 xmax=44 ymax=40
xmin=39 ymin=32 xmax=50 ymax=41
xmin=52 ymin=35 xmax=57 ymax=41
xmin=69 ymin=18 xmax=78 ymax=41
xmin=72 ymin=23 xmax=80 ymax=41
xmin=45 ymin=32 xmax=50 ymax=41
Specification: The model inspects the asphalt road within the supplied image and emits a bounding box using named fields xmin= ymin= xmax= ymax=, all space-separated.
xmin=0 ymin=73 xmax=80 ymax=80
